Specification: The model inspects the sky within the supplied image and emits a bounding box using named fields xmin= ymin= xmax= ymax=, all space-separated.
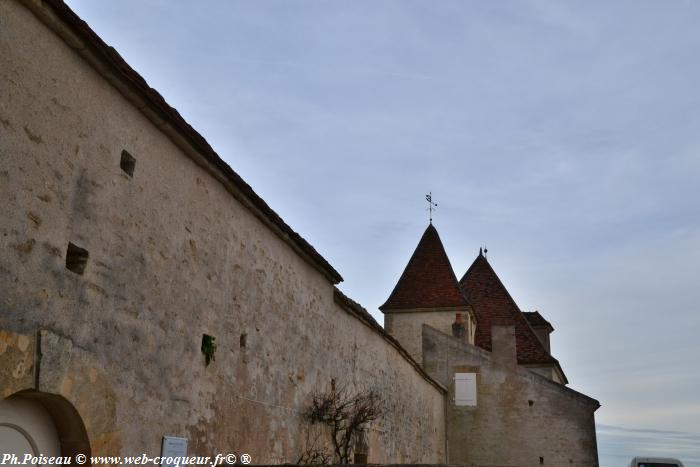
xmin=64 ymin=1 xmax=700 ymax=465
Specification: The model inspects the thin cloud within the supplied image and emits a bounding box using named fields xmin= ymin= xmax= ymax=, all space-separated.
xmin=597 ymin=424 xmax=700 ymax=467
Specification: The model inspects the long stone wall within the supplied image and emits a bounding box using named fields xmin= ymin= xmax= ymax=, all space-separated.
xmin=0 ymin=0 xmax=445 ymax=463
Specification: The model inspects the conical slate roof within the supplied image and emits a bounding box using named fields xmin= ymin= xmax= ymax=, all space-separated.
xmin=380 ymin=224 xmax=468 ymax=311
xmin=460 ymin=252 xmax=566 ymax=381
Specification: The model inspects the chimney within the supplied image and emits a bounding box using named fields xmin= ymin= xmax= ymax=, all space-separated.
xmin=452 ymin=313 xmax=466 ymax=340
xmin=491 ymin=325 xmax=517 ymax=369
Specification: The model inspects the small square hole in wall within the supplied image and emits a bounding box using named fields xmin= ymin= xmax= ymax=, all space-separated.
xmin=539 ymin=457 xmax=544 ymax=465
xmin=120 ymin=150 xmax=136 ymax=177
xmin=201 ymin=334 xmax=217 ymax=366
xmin=239 ymin=332 xmax=247 ymax=348
xmin=528 ymin=400 xmax=534 ymax=407
xmin=66 ymin=242 xmax=89 ymax=275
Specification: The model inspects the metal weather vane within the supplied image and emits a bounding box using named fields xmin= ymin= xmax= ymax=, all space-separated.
xmin=425 ymin=192 xmax=437 ymax=223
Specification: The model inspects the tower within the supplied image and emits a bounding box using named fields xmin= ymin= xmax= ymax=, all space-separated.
xmin=380 ymin=224 xmax=475 ymax=364
xmin=459 ymin=250 xmax=567 ymax=383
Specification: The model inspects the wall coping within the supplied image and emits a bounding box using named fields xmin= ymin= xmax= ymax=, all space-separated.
xmin=334 ymin=289 xmax=447 ymax=394
xmin=422 ymin=324 xmax=600 ymax=409
xmin=18 ymin=0 xmax=343 ymax=285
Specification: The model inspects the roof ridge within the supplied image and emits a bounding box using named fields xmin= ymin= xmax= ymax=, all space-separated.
xmin=523 ymin=310 xmax=554 ymax=330
xmin=34 ymin=0 xmax=343 ymax=284
xmin=380 ymin=224 xmax=468 ymax=311
xmin=460 ymin=253 xmax=567 ymax=383
xmin=459 ymin=247 xmax=486 ymax=283
xmin=333 ymin=288 xmax=446 ymax=394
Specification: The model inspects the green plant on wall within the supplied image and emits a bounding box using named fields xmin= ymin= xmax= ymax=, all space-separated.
xmin=201 ymin=334 xmax=217 ymax=366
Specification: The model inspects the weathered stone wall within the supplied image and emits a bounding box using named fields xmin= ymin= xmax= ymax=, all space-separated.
xmin=384 ymin=309 xmax=471 ymax=365
xmin=422 ymin=325 xmax=599 ymax=467
xmin=0 ymin=1 xmax=445 ymax=463
xmin=1 ymin=329 xmax=119 ymax=456
xmin=525 ymin=365 xmax=563 ymax=384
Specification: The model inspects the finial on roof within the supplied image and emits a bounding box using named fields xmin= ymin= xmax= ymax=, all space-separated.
xmin=484 ymin=246 xmax=488 ymax=258
xmin=479 ymin=247 xmax=483 ymax=256
xmin=425 ymin=192 xmax=437 ymax=224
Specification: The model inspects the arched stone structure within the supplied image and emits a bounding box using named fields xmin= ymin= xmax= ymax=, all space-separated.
xmin=0 ymin=329 xmax=120 ymax=461
xmin=0 ymin=391 xmax=90 ymax=463
xmin=0 ymin=396 xmax=60 ymax=458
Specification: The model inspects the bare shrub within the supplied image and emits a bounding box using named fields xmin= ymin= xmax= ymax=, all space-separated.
xmin=298 ymin=380 xmax=383 ymax=464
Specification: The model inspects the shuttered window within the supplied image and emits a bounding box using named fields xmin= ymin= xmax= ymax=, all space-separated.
xmin=454 ymin=373 xmax=477 ymax=406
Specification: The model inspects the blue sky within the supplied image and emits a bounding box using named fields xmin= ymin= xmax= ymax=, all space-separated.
xmin=65 ymin=1 xmax=700 ymax=465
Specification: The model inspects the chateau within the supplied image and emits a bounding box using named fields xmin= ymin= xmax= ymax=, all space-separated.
xmin=1 ymin=1 xmax=598 ymax=465
xmin=381 ymin=224 xmax=599 ymax=465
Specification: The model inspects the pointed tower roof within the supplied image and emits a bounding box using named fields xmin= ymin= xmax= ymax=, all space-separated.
xmin=380 ymin=224 xmax=468 ymax=311
xmin=459 ymin=251 xmax=567 ymax=382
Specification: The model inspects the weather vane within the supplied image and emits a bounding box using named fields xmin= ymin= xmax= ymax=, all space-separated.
xmin=425 ymin=192 xmax=437 ymax=223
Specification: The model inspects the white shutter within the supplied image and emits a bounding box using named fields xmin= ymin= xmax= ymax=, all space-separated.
xmin=454 ymin=373 xmax=477 ymax=406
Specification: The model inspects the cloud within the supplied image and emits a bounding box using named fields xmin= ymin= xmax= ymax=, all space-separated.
xmin=597 ymin=424 xmax=700 ymax=467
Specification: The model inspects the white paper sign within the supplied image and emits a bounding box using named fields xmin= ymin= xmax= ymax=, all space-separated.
xmin=161 ymin=436 xmax=188 ymax=467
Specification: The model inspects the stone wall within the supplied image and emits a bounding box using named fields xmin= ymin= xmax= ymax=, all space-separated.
xmin=0 ymin=0 xmax=445 ymax=463
xmin=525 ymin=365 xmax=563 ymax=384
xmin=422 ymin=325 xmax=599 ymax=467
xmin=384 ymin=309 xmax=472 ymax=365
